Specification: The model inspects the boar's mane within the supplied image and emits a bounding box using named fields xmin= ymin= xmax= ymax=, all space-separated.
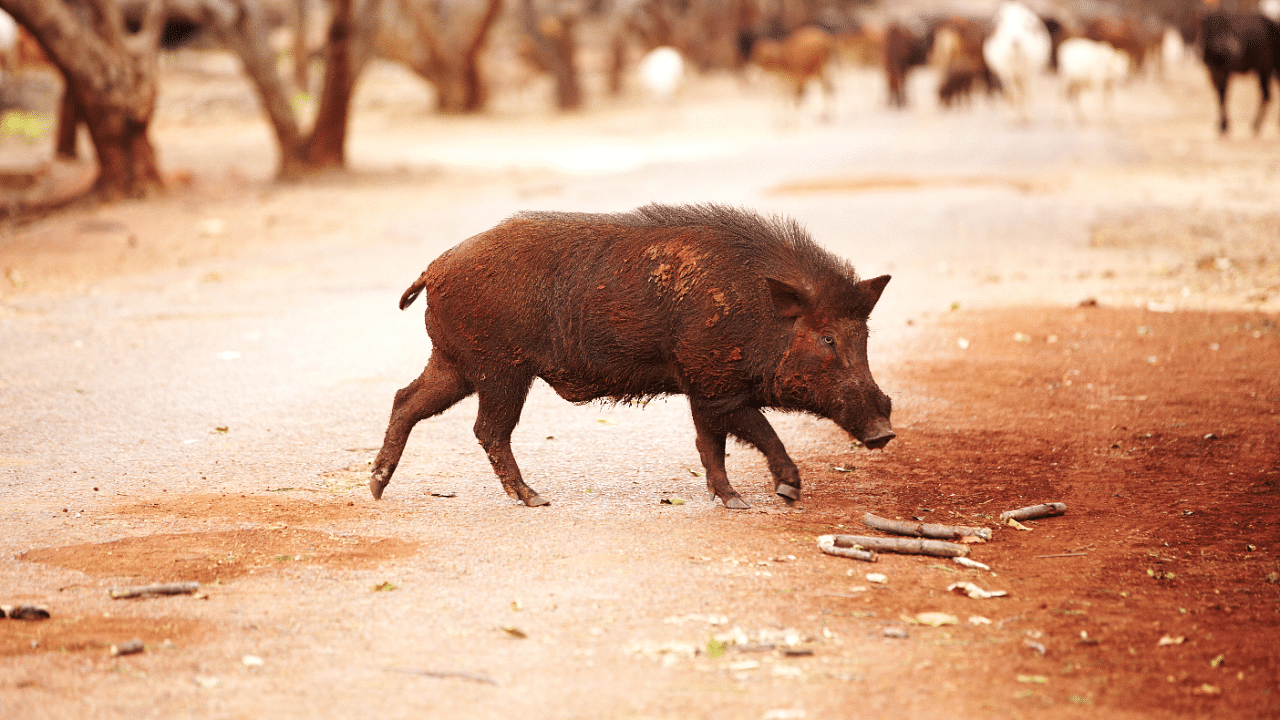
xmin=512 ymin=203 xmax=871 ymax=318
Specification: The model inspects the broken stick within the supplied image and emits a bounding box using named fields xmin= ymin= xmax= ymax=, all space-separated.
xmin=385 ymin=667 xmax=499 ymax=686
xmin=999 ymin=503 xmax=1067 ymax=523
xmin=817 ymin=535 xmax=877 ymax=562
xmin=862 ymin=512 xmax=993 ymax=541
xmin=823 ymin=534 xmax=970 ymax=558
xmin=0 ymin=605 xmax=50 ymax=620
xmin=108 ymin=582 xmax=201 ymax=599
xmin=110 ymin=639 xmax=145 ymax=656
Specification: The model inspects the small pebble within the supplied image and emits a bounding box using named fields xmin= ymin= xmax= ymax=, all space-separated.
xmin=883 ymin=627 xmax=909 ymax=639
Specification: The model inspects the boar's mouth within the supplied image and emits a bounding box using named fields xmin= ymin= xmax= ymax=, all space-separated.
xmin=861 ymin=430 xmax=895 ymax=450
xmin=854 ymin=415 xmax=895 ymax=450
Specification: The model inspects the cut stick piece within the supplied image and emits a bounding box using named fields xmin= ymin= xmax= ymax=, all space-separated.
xmin=998 ymin=503 xmax=1067 ymax=522
xmin=954 ymin=557 xmax=991 ymax=571
xmin=108 ymin=582 xmax=201 ymax=599
xmin=862 ymin=512 xmax=992 ymax=541
xmin=817 ymin=535 xmax=877 ymax=561
xmin=825 ymin=534 xmax=970 ymax=558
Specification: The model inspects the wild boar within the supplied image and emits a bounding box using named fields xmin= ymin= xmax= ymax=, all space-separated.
xmin=371 ymin=203 xmax=894 ymax=508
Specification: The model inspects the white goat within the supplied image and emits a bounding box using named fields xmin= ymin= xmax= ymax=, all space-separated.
xmin=982 ymin=1 xmax=1052 ymax=122
xmin=1058 ymin=37 xmax=1130 ymax=121
xmin=0 ymin=10 xmax=18 ymax=77
xmin=637 ymin=46 xmax=684 ymax=102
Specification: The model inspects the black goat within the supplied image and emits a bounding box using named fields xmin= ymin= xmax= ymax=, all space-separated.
xmin=1200 ymin=12 xmax=1280 ymax=135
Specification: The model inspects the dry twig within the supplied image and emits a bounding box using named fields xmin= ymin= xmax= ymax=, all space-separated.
xmin=999 ymin=503 xmax=1066 ymax=522
xmin=817 ymin=535 xmax=877 ymax=561
xmin=862 ymin=512 xmax=992 ymax=541
xmin=110 ymin=640 xmax=145 ymax=656
xmin=385 ymin=667 xmax=499 ymax=685
xmin=824 ymin=534 xmax=970 ymax=558
xmin=108 ymin=582 xmax=201 ymax=599
xmin=1035 ymin=552 xmax=1088 ymax=559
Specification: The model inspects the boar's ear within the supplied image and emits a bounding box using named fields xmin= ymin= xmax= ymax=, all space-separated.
xmin=767 ymin=278 xmax=811 ymax=319
xmin=855 ymin=275 xmax=891 ymax=313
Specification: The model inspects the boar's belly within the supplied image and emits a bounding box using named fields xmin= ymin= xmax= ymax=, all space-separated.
xmin=541 ymin=361 xmax=682 ymax=403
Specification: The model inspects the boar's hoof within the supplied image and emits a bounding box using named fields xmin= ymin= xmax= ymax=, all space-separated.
xmin=369 ymin=473 xmax=390 ymax=500
xmin=723 ymin=496 xmax=751 ymax=510
xmin=775 ymin=484 xmax=801 ymax=503
xmin=523 ymin=494 xmax=551 ymax=508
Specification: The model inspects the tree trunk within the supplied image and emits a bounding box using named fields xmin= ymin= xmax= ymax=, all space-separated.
xmin=292 ymin=0 xmax=309 ymax=90
xmin=200 ymin=0 xmax=370 ymax=179
xmin=200 ymin=0 xmax=307 ymax=178
xmin=54 ymin=69 xmax=83 ymax=159
xmin=520 ymin=0 xmax=581 ymax=111
xmin=302 ymin=0 xmax=354 ymax=169
xmin=2 ymin=0 xmax=165 ymax=199
xmin=379 ymin=0 xmax=502 ymax=115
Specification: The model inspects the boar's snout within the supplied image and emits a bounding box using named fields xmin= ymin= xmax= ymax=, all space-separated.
xmin=858 ymin=416 xmax=895 ymax=450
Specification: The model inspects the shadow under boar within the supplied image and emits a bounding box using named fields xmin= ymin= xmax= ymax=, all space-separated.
xmin=371 ymin=203 xmax=894 ymax=508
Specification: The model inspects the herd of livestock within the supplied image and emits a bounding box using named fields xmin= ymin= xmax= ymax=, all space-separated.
xmin=725 ymin=1 xmax=1280 ymax=134
xmin=0 ymin=1 xmax=1277 ymax=139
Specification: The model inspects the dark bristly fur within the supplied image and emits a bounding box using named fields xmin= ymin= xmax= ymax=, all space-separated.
xmin=371 ymin=203 xmax=895 ymax=509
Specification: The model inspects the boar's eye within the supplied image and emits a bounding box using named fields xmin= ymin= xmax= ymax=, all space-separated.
xmin=820 ymin=334 xmax=835 ymax=347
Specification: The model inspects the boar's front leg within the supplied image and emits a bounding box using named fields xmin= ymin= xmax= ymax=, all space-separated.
xmin=721 ymin=406 xmax=803 ymax=504
xmin=689 ymin=399 xmax=752 ymax=510
xmin=473 ymin=375 xmax=549 ymax=507
xmin=371 ymin=349 xmax=475 ymax=500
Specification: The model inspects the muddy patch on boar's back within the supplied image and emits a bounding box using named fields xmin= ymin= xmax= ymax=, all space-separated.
xmin=644 ymin=239 xmax=706 ymax=300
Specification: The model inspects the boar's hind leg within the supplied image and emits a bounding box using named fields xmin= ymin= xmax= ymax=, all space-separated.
xmin=370 ymin=350 xmax=474 ymax=500
xmin=723 ymin=407 xmax=803 ymax=504
xmin=474 ymin=377 xmax=549 ymax=507
xmin=689 ymin=401 xmax=751 ymax=510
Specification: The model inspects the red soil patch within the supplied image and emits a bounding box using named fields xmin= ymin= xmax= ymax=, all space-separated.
xmin=22 ymin=527 xmax=417 ymax=585
xmin=0 ymin=615 xmax=208 ymax=658
xmin=784 ymin=305 xmax=1280 ymax=717
xmin=110 ymin=490 xmax=377 ymax=526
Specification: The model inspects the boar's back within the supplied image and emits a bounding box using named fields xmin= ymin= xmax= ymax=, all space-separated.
xmin=416 ymin=203 xmax=865 ymax=403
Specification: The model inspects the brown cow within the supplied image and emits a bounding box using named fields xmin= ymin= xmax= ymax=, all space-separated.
xmin=884 ymin=23 xmax=930 ymax=108
xmin=931 ymin=16 xmax=999 ymax=107
xmin=750 ymin=26 xmax=836 ymax=120
xmin=1085 ymin=15 xmax=1160 ymax=72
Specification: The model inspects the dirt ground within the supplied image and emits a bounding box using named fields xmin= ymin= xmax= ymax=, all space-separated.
xmin=1 ymin=43 xmax=1278 ymax=720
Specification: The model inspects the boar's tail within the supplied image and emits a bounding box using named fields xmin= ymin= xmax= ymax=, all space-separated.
xmin=399 ymin=271 xmax=430 ymax=310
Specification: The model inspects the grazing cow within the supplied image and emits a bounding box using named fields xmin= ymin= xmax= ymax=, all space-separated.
xmin=749 ymin=26 xmax=836 ymax=121
xmin=931 ymin=16 xmax=999 ymax=107
xmin=982 ymin=1 xmax=1052 ymax=121
xmin=1085 ymin=15 xmax=1158 ymax=73
xmin=884 ymin=23 xmax=930 ymax=108
xmin=1200 ymin=11 xmax=1280 ymax=135
xmin=1058 ymin=37 xmax=1130 ymax=121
